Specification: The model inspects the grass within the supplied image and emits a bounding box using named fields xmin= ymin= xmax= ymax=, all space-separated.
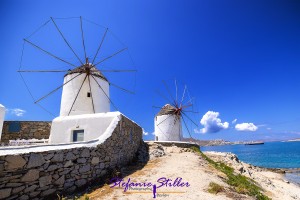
xmin=208 ymin=182 xmax=224 ymax=194
xmin=190 ymin=146 xmax=271 ymax=200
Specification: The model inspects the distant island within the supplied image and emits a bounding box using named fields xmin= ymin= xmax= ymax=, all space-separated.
xmin=287 ymin=138 xmax=300 ymax=142
xmin=182 ymin=138 xmax=265 ymax=146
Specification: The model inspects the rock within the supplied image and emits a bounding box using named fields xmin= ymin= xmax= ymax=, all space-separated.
xmin=51 ymin=153 xmax=64 ymax=162
xmin=105 ymin=156 xmax=110 ymax=161
xmin=12 ymin=186 xmax=25 ymax=194
xmin=19 ymin=195 xmax=29 ymax=200
xmin=91 ymin=157 xmax=100 ymax=165
xmin=75 ymin=179 xmax=87 ymax=187
xmin=5 ymin=182 xmax=23 ymax=187
xmin=5 ymin=155 xmax=26 ymax=170
xmin=47 ymin=165 xmax=58 ymax=171
xmin=0 ymin=188 xmax=11 ymax=199
xmin=43 ymin=153 xmax=54 ymax=161
xmin=238 ymin=166 xmax=244 ymax=173
xmin=80 ymin=149 xmax=90 ymax=158
xmin=24 ymin=185 xmax=38 ymax=193
xmin=29 ymin=191 xmax=40 ymax=198
xmin=65 ymin=152 xmax=76 ymax=160
xmin=39 ymin=175 xmax=52 ymax=187
xmin=64 ymin=181 xmax=74 ymax=189
xmin=100 ymin=163 xmax=105 ymax=169
xmin=66 ymin=186 xmax=76 ymax=193
xmin=40 ymin=188 xmax=56 ymax=197
xmin=64 ymin=160 xmax=73 ymax=167
xmin=27 ymin=154 xmax=45 ymax=168
xmin=54 ymin=175 xmax=65 ymax=185
xmin=77 ymin=158 xmax=86 ymax=163
xmin=284 ymin=180 xmax=290 ymax=184
xmin=21 ymin=169 xmax=40 ymax=182
xmin=79 ymin=164 xmax=90 ymax=173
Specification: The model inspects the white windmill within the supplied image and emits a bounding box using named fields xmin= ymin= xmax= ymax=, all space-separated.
xmin=0 ymin=104 xmax=5 ymax=141
xmin=153 ymin=80 xmax=198 ymax=142
xmin=18 ymin=17 xmax=136 ymax=144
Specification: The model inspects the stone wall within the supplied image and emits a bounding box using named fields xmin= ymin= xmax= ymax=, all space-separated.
xmin=0 ymin=115 xmax=142 ymax=200
xmin=1 ymin=121 xmax=51 ymax=144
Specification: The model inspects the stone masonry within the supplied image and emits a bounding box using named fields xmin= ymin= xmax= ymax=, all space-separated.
xmin=0 ymin=115 xmax=142 ymax=200
xmin=1 ymin=121 xmax=51 ymax=144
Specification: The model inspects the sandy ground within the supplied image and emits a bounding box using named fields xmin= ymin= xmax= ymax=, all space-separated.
xmin=87 ymin=145 xmax=251 ymax=200
xmin=205 ymin=151 xmax=300 ymax=200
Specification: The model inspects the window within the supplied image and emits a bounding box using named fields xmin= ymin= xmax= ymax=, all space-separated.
xmin=87 ymin=92 xmax=91 ymax=97
xmin=155 ymin=136 xmax=158 ymax=141
xmin=73 ymin=129 xmax=84 ymax=142
xmin=9 ymin=121 xmax=21 ymax=132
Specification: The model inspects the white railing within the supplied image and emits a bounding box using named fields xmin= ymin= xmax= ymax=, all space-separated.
xmin=8 ymin=138 xmax=49 ymax=146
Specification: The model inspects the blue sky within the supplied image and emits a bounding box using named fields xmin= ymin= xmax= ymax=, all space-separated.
xmin=1 ymin=0 xmax=300 ymax=142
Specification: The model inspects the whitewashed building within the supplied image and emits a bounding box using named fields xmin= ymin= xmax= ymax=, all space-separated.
xmin=49 ymin=64 xmax=113 ymax=144
xmin=0 ymin=104 xmax=5 ymax=141
xmin=154 ymin=104 xmax=182 ymax=141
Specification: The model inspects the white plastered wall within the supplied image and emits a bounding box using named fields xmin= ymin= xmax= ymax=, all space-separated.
xmin=154 ymin=114 xmax=182 ymax=141
xmin=0 ymin=104 xmax=5 ymax=141
xmin=60 ymin=73 xmax=110 ymax=116
xmin=49 ymin=112 xmax=119 ymax=144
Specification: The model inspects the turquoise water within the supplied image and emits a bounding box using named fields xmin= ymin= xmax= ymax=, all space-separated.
xmin=201 ymin=141 xmax=300 ymax=184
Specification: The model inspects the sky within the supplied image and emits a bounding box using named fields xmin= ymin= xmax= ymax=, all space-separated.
xmin=1 ymin=0 xmax=300 ymax=142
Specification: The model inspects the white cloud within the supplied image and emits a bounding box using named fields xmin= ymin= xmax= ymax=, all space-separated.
xmin=142 ymin=129 xmax=149 ymax=136
xmin=232 ymin=119 xmax=237 ymax=124
xmin=235 ymin=123 xmax=258 ymax=132
xmin=266 ymin=127 xmax=272 ymax=130
xmin=195 ymin=111 xmax=229 ymax=134
xmin=6 ymin=108 xmax=26 ymax=117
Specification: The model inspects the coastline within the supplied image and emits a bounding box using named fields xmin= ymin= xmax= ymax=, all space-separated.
xmin=204 ymin=151 xmax=300 ymax=199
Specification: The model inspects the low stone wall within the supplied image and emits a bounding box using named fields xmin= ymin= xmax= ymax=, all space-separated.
xmin=1 ymin=121 xmax=51 ymax=144
xmin=0 ymin=115 xmax=142 ymax=200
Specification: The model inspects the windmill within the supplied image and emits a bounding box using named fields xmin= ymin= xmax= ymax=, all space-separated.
xmin=18 ymin=17 xmax=137 ymax=116
xmin=153 ymin=80 xmax=199 ymax=142
xmin=18 ymin=17 xmax=136 ymax=143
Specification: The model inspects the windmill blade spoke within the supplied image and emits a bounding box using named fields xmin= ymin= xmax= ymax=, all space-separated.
xmin=50 ymin=17 xmax=84 ymax=65
xmin=175 ymin=79 xmax=178 ymax=106
xmin=24 ymin=39 xmax=77 ymax=67
xmin=110 ymin=82 xmax=135 ymax=94
xmin=34 ymin=72 xmax=82 ymax=104
xmin=91 ymin=75 xmax=118 ymax=111
xmin=182 ymin=112 xmax=198 ymax=127
xmin=162 ymin=80 xmax=177 ymax=107
xmin=68 ymin=74 xmax=88 ymax=115
xmin=80 ymin=16 xmax=87 ymax=60
xmin=180 ymin=85 xmax=187 ymax=106
xmin=92 ymin=28 xmax=108 ymax=64
xmin=94 ymin=47 xmax=128 ymax=66
xmin=155 ymin=90 xmax=175 ymax=107
xmin=87 ymin=75 xmax=95 ymax=113
xmin=182 ymin=115 xmax=194 ymax=139
xmin=182 ymin=103 xmax=193 ymax=109
xmin=156 ymin=114 xmax=173 ymax=126
xmin=100 ymin=69 xmax=137 ymax=73
xmin=18 ymin=70 xmax=69 ymax=73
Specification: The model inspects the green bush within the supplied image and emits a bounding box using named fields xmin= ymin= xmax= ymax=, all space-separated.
xmin=208 ymin=182 xmax=224 ymax=194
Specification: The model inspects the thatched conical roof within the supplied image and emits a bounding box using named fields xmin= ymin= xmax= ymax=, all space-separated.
xmin=65 ymin=64 xmax=108 ymax=82
xmin=156 ymin=104 xmax=176 ymax=116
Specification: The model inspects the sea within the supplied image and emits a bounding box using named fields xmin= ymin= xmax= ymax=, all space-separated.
xmin=201 ymin=141 xmax=300 ymax=185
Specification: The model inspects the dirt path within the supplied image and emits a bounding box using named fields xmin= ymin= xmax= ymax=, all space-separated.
xmin=87 ymin=145 xmax=250 ymax=200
